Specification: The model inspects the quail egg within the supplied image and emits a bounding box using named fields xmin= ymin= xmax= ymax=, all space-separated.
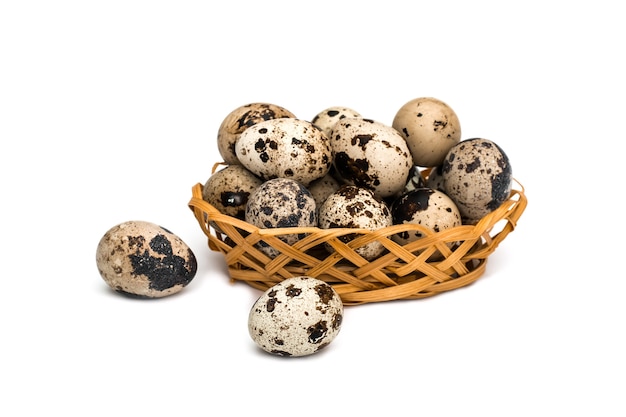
xmin=202 ymin=164 xmax=263 ymax=227
xmin=442 ymin=138 xmax=513 ymax=224
xmin=248 ymin=276 xmax=344 ymax=357
xmin=390 ymin=188 xmax=462 ymax=253
xmin=217 ymin=102 xmax=296 ymax=165
xmin=330 ymin=118 xmax=413 ymax=199
xmin=311 ymin=106 xmax=362 ymax=139
xmin=96 ymin=221 xmax=197 ymax=298
xmin=392 ymin=97 xmax=461 ymax=167
xmin=318 ymin=185 xmax=392 ymax=261
xmin=236 ymin=118 xmax=332 ymax=186
xmin=245 ymin=178 xmax=317 ymax=258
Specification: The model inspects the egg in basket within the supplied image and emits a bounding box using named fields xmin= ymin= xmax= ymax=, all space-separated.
xmin=189 ymin=99 xmax=527 ymax=305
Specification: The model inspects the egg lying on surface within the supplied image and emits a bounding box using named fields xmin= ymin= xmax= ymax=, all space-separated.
xmin=330 ymin=118 xmax=413 ymax=198
xmin=217 ymin=102 xmax=296 ymax=165
xmin=245 ymin=178 xmax=317 ymax=258
xmin=318 ymin=185 xmax=392 ymax=261
xmin=236 ymin=118 xmax=332 ymax=186
xmin=248 ymin=276 xmax=344 ymax=357
xmin=390 ymin=188 xmax=462 ymax=256
xmin=96 ymin=221 xmax=197 ymax=298
xmin=442 ymin=138 xmax=513 ymax=224
xmin=392 ymin=97 xmax=461 ymax=167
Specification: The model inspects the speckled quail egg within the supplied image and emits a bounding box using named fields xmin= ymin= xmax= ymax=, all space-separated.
xmin=245 ymin=178 xmax=317 ymax=258
xmin=235 ymin=118 xmax=333 ymax=186
xmin=318 ymin=185 xmax=393 ymax=261
xmin=217 ymin=102 xmax=296 ymax=165
xmin=248 ymin=276 xmax=344 ymax=357
xmin=96 ymin=221 xmax=197 ymax=298
xmin=311 ymin=106 xmax=362 ymax=139
xmin=202 ymin=164 xmax=263 ymax=228
xmin=391 ymin=188 xmax=462 ymax=251
xmin=392 ymin=97 xmax=461 ymax=167
xmin=330 ymin=118 xmax=413 ymax=199
xmin=442 ymin=138 xmax=513 ymax=224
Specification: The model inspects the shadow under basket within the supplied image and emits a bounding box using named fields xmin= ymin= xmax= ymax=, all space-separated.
xmin=188 ymin=176 xmax=527 ymax=306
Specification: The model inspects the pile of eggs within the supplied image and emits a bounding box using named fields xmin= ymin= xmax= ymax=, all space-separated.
xmin=95 ymin=97 xmax=514 ymax=358
xmin=203 ymin=98 xmax=514 ymax=261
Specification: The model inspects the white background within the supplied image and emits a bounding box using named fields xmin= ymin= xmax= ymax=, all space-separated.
xmin=2 ymin=1 xmax=624 ymax=416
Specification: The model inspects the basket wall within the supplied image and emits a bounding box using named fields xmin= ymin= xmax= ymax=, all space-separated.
xmin=188 ymin=179 xmax=527 ymax=305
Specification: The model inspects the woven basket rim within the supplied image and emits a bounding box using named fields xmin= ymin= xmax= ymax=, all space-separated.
xmin=188 ymin=168 xmax=527 ymax=305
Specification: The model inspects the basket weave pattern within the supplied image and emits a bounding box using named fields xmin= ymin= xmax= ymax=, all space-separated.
xmin=188 ymin=173 xmax=527 ymax=305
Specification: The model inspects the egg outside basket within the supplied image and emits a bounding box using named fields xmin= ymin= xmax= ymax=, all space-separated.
xmin=188 ymin=168 xmax=527 ymax=306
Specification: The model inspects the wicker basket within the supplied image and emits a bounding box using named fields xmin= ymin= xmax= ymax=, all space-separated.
xmin=188 ymin=167 xmax=527 ymax=305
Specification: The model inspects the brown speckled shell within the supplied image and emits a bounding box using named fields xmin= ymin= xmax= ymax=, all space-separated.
xmin=442 ymin=138 xmax=513 ymax=224
xmin=311 ymin=106 xmax=362 ymax=139
xmin=202 ymin=165 xmax=262 ymax=226
xmin=96 ymin=221 xmax=197 ymax=298
xmin=217 ymin=102 xmax=296 ymax=165
xmin=235 ymin=118 xmax=332 ymax=186
xmin=248 ymin=276 xmax=344 ymax=357
xmin=245 ymin=178 xmax=317 ymax=258
xmin=318 ymin=185 xmax=392 ymax=261
xmin=392 ymin=97 xmax=461 ymax=167
xmin=330 ymin=118 xmax=413 ymax=199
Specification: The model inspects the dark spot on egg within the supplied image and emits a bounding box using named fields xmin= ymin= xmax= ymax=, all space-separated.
xmin=276 ymin=213 xmax=302 ymax=227
xmin=433 ymin=120 xmax=447 ymax=131
xmin=254 ymin=138 xmax=266 ymax=152
xmin=465 ymin=157 xmax=481 ymax=173
xmin=391 ymin=189 xmax=434 ymax=224
xmin=127 ymin=235 xmax=197 ymax=292
xmin=307 ymin=321 xmax=328 ymax=344
xmin=285 ymin=284 xmax=302 ymax=298
xmin=331 ymin=312 xmax=343 ymax=329
xmin=220 ymin=191 xmax=249 ymax=208
xmin=314 ymin=283 xmax=335 ymax=304
xmin=271 ymin=350 xmax=292 ymax=357
xmin=327 ymin=110 xmax=339 ymax=117
xmin=351 ymin=134 xmax=373 ymax=148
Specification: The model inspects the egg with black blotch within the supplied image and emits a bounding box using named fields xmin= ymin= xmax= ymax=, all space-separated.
xmin=96 ymin=221 xmax=197 ymax=298
xmin=235 ymin=118 xmax=332 ymax=186
xmin=330 ymin=118 xmax=413 ymax=199
xmin=248 ymin=276 xmax=344 ymax=357
xmin=318 ymin=185 xmax=392 ymax=261
xmin=217 ymin=102 xmax=296 ymax=165
xmin=442 ymin=138 xmax=513 ymax=224
xmin=391 ymin=188 xmax=462 ymax=253
xmin=202 ymin=165 xmax=263 ymax=230
xmin=245 ymin=178 xmax=317 ymax=258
